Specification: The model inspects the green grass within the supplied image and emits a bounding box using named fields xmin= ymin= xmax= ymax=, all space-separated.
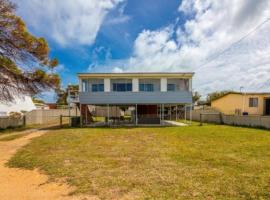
xmin=0 ymin=126 xmax=28 ymax=135
xmin=8 ymin=124 xmax=270 ymax=199
xmin=0 ymin=133 xmax=27 ymax=141
xmin=0 ymin=125 xmax=42 ymax=141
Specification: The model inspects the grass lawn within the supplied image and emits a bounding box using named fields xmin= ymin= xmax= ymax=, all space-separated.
xmin=8 ymin=124 xmax=270 ymax=199
xmin=0 ymin=133 xmax=27 ymax=141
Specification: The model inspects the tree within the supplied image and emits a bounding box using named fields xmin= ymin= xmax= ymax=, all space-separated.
xmin=206 ymin=90 xmax=234 ymax=103
xmin=0 ymin=0 xmax=60 ymax=102
xmin=56 ymin=89 xmax=68 ymax=105
xmin=56 ymin=85 xmax=79 ymax=105
xmin=192 ymin=91 xmax=201 ymax=103
xmin=32 ymin=96 xmax=45 ymax=104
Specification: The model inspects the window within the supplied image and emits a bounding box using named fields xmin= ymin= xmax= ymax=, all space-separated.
xmin=167 ymin=78 xmax=189 ymax=91
xmin=139 ymin=79 xmax=159 ymax=92
xmin=92 ymin=84 xmax=104 ymax=92
xmin=139 ymin=84 xmax=154 ymax=92
xmin=249 ymin=98 xmax=258 ymax=107
xmin=113 ymin=83 xmax=132 ymax=92
xmin=167 ymin=84 xmax=176 ymax=91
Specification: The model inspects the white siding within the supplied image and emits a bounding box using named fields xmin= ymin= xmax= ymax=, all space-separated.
xmin=132 ymin=78 xmax=139 ymax=92
xmin=160 ymin=78 xmax=167 ymax=92
xmin=189 ymin=78 xmax=192 ymax=92
xmin=104 ymin=78 xmax=110 ymax=92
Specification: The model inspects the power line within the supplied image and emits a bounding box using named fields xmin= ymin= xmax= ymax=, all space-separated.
xmin=195 ymin=17 xmax=270 ymax=72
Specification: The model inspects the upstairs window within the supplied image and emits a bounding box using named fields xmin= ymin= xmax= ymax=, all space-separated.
xmin=111 ymin=79 xmax=132 ymax=92
xmin=139 ymin=84 xmax=154 ymax=92
xmin=167 ymin=78 xmax=189 ymax=91
xmin=249 ymin=98 xmax=258 ymax=107
xmin=92 ymin=84 xmax=104 ymax=92
xmin=112 ymin=83 xmax=132 ymax=92
xmin=139 ymin=79 xmax=160 ymax=92
xmin=167 ymin=84 xmax=176 ymax=91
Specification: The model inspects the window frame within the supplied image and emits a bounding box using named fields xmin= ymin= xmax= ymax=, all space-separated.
xmin=91 ymin=83 xmax=104 ymax=92
xmin=249 ymin=97 xmax=258 ymax=107
xmin=112 ymin=83 xmax=132 ymax=92
xmin=167 ymin=84 xmax=176 ymax=91
xmin=139 ymin=83 xmax=154 ymax=92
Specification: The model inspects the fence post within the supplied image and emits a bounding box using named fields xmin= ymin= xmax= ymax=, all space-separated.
xmin=200 ymin=113 xmax=202 ymax=126
xmin=60 ymin=115 xmax=62 ymax=128
xmin=23 ymin=115 xmax=26 ymax=127
xmin=219 ymin=113 xmax=223 ymax=124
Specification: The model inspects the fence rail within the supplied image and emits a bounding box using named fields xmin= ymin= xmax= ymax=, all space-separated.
xmin=0 ymin=117 xmax=24 ymax=129
xmin=187 ymin=110 xmax=270 ymax=129
xmin=25 ymin=109 xmax=79 ymax=125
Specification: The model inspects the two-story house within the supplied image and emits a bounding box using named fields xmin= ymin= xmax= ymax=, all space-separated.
xmin=78 ymin=72 xmax=194 ymax=125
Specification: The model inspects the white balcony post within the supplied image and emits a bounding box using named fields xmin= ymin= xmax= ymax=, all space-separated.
xmin=132 ymin=78 xmax=139 ymax=92
xmin=79 ymin=78 xmax=82 ymax=92
xmin=161 ymin=78 xmax=167 ymax=92
xmin=104 ymin=78 xmax=110 ymax=92
xmin=189 ymin=78 xmax=192 ymax=92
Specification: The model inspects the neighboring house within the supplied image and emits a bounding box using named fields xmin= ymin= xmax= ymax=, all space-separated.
xmin=0 ymin=96 xmax=36 ymax=117
xmin=47 ymin=103 xmax=57 ymax=109
xmin=77 ymin=72 xmax=194 ymax=125
xmin=34 ymin=102 xmax=50 ymax=110
xmin=211 ymin=92 xmax=270 ymax=115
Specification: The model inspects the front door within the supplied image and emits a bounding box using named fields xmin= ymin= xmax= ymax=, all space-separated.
xmin=265 ymin=99 xmax=270 ymax=115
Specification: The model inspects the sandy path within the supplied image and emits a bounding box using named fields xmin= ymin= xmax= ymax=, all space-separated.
xmin=0 ymin=130 xmax=94 ymax=200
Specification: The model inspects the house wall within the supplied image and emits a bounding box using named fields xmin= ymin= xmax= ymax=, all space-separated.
xmin=211 ymin=94 xmax=270 ymax=115
xmin=78 ymin=74 xmax=193 ymax=93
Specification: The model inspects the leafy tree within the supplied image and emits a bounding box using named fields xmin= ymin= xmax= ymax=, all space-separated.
xmin=192 ymin=91 xmax=201 ymax=103
xmin=56 ymin=89 xmax=68 ymax=105
xmin=0 ymin=0 xmax=60 ymax=102
xmin=56 ymin=85 xmax=79 ymax=105
xmin=32 ymin=96 xmax=45 ymax=104
xmin=206 ymin=90 xmax=234 ymax=103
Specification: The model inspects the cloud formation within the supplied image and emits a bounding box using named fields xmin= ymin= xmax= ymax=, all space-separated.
xmin=13 ymin=0 xmax=124 ymax=46
xmin=117 ymin=0 xmax=270 ymax=94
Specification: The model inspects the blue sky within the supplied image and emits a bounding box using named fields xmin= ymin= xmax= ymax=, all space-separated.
xmin=12 ymin=0 xmax=270 ymax=102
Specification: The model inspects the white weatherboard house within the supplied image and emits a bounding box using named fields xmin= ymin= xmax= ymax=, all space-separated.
xmin=0 ymin=96 xmax=36 ymax=117
xmin=77 ymin=72 xmax=194 ymax=126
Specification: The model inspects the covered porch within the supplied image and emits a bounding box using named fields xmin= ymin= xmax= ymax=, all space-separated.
xmin=79 ymin=104 xmax=192 ymax=126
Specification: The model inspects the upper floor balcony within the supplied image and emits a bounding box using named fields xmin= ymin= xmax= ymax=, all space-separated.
xmin=78 ymin=72 xmax=194 ymax=104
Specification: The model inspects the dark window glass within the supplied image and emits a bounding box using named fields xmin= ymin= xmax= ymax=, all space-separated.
xmin=167 ymin=84 xmax=176 ymax=91
xmin=127 ymin=83 xmax=132 ymax=91
xmin=139 ymin=84 xmax=154 ymax=92
xmin=249 ymin=98 xmax=258 ymax=107
xmin=99 ymin=84 xmax=104 ymax=91
xmin=139 ymin=84 xmax=144 ymax=91
xmin=113 ymin=83 xmax=132 ymax=92
xmin=92 ymin=84 xmax=104 ymax=92
xmin=113 ymin=83 xmax=117 ymax=91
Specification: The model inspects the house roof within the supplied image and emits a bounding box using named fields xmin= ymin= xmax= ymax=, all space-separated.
xmin=78 ymin=72 xmax=194 ymax=78
xmin=212 ymin=92 xmax=270 ymax=102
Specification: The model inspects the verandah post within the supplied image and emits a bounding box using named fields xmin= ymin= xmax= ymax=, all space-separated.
xmin=107 ymin=104 xmax=110 ymax=126
xmin=80 ymin=104 xmax=82 ymax=127
xmin=135 ymin=104 xmax=138 ymax=125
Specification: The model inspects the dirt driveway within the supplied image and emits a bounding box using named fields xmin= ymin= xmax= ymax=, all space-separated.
xmin=0 ymin=130 xmax=92 ymax=200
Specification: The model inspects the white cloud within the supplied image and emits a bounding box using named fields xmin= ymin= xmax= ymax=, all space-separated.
xmin=12 ymin=0 xmax=124 ymax=46
xmin=104 ymin=2 xmax=130 ymax=25
xmin=114 ymin=0 xmax=270 ymax=95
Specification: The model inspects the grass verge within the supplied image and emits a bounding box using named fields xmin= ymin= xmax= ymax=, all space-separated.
xmin=7 ymin=124 xmax=270 ymax=199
